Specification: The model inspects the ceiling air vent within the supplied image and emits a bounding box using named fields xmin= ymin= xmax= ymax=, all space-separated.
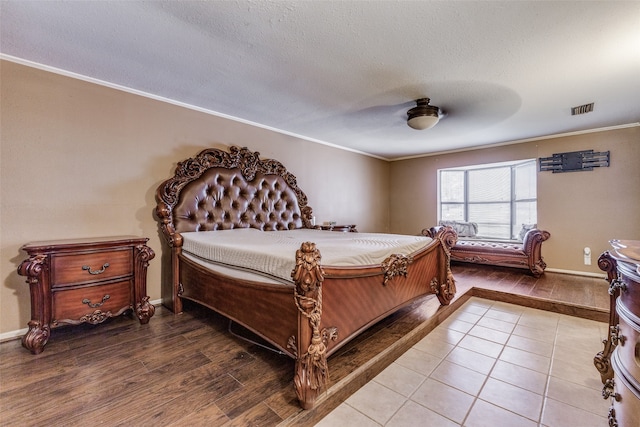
xmin=571 ymin=102 xmax=594 ymax=115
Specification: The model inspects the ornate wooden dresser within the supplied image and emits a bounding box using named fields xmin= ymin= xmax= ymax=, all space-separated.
xmin=595 ymin=240 xmax=640 ymax=427
xmin=18 ymin=236 xmax=155 ymax=354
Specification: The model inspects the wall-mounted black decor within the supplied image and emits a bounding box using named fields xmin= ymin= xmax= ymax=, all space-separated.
xmin=539 ymin=150 xmax=610 ymax=173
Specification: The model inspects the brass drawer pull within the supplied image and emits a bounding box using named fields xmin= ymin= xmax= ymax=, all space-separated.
xmin=82 ymin=294 xmax=110 ymax=308
xmin=82 ymin=263 xmax=110 ymax=275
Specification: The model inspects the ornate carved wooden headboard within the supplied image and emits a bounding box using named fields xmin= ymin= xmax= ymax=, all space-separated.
xmin=155 ymin=146 xmax=314 ymax=245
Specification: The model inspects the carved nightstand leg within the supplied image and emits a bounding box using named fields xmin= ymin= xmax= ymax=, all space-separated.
xmin=135 ymin=296 xmax=155 ymax=324
xmin=22 ymin=320 xmax=50 ymax=355
xmin=18 ymin=254 xmax=51 ymax=354
xmin=133 ymin=244 xmax=155 ymax=324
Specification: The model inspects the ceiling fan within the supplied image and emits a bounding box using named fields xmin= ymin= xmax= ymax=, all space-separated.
xmin=406 ymin=98 xmax=444 ymax=130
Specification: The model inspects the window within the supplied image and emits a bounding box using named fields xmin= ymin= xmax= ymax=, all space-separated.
xmin=438 ymin=159 xmax=537 ymax=240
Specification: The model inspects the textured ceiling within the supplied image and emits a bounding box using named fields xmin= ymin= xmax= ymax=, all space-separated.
xmin=1 ymin=1 xmax=639 ymax=160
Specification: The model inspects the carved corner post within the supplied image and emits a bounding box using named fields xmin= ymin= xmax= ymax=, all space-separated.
xmin=290 ymin=242 xmax=337 ymax=409
xmin=432 ymin=226 xmax=458 ymax=305
xmin=170 ymin=232 xmax=184 ymax=315
xmin=17 ymin=254 xmax=51 ymax=355
xmin=301 ymin=205 xmax=315 ymax=229
xmin=594 ymin=251 xmax=619 ymax=383
xmin=133 ymin=242 xmax=156 ymax=324
xmin=523 ymin=229 xmax=550 ymax=277
xmin=155 ymin=199 xmax=184 ymax=314
xmin=170 ymin=245 xmax=184 ymax=315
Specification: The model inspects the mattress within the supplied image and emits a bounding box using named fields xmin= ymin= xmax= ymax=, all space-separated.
xmin=181 ymin=228 xmax=433 ymax=284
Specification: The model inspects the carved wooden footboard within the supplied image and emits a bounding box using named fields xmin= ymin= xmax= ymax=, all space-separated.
xmin=288 ymin=226 xmax=456 ymax=408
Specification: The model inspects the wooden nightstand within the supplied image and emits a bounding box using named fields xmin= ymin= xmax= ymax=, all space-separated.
xmin=18 ymin=236 xmax=155 ymax=354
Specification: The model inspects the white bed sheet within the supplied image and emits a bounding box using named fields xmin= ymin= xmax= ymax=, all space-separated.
xmin=181 ymin=228 xmax=432 ymax=284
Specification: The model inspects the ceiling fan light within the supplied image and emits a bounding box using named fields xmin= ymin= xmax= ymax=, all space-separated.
xmin=407 ymin=98 xmax=440 ymax=130
xmin=407 ymin=114 xmax=439 ymax=130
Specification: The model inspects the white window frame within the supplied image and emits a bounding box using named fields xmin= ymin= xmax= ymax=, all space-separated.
xmin=438 ymin=159 xmax=537 ymax=241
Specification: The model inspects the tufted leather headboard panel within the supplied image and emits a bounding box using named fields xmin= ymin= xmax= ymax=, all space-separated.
xmin=156 ymin=146 xmax=314 ymax=246
xmin=174 ymin=168 xmax=304 ymax=232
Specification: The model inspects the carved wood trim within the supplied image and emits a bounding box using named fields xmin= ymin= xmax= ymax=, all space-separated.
xmin=135 ymin=296 xmax=156 ymax=325
xmin=18 ymin=254 xmax=50 ymax=354
xmin=155 ymin=146 xmax=314 ymax=246
xmin=594 ymin=250 xmax=620 ymax=383
xmin=381 ymin=254 xmax=413 ymax=285
xmin=53 ymin=305 xmax=132 ymax=326
xmin=134 ymin=244 xmax=155 ymax=324
xmin=21 ymin=320 xmax=50 ymax=356
xmin=291 ymin=241 xmax=338 ymax=409
xmin=434 ymin=226 xmax=457 ymax=305
xmin=608 ymin=406 xmax=618 ymax=427
xmin=78 ymin=310 xmax=114 ymax=325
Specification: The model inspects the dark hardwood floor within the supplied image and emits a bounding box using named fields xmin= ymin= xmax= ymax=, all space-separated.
xmin=0 ymin=264 xmax=609 ymax=426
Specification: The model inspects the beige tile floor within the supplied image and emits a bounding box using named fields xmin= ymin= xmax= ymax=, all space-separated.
xmin=315 ymin=297 xmax=611 ymax=427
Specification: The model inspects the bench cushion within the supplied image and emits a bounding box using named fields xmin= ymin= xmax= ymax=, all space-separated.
xmin=455 ymin=240 xmax=526 ymax=256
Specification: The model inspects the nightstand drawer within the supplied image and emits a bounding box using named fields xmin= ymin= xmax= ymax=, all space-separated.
xmin=52 ymin=279 xmax=133 ymax=325
xmin=51 ymin=248 xmax=133 ymax=287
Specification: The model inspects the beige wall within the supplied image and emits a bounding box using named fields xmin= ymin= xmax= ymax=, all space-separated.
xmin=390 ymin=127 xmax=640 ymax=274
xmin=0 ymin=60 xmax=389 ymax=335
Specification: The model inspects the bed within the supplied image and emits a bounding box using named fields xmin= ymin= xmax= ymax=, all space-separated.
xmin=155 ymin=146 xmax=457 ymax=409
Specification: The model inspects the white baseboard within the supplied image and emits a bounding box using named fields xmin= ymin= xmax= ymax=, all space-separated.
xmin=0 ymin=298 xmax=164 ymax=344
xmin=0 ymin=327 xmax=29 ymax=343
xmin=545 ymin=268 xmax=607 ymax=279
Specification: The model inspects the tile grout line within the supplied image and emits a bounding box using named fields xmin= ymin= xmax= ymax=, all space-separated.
xmin=434 ymin=299 xmax=490 ymax=426
xmin=440 ymin=299 xmax=549 ymax=425
xmin=417 ymin=298 xmax=494 ymax=426
xmin=460 ymin=299 xmax=530 ymax=426
xmin=458 ymin=302 xmax=497 ymax=427
xmin=538 ymin=311 xmax=559 ymax=426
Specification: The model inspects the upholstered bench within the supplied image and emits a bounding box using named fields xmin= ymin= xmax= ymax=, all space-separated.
xmin=423 ymin=227 xmax=550 ymax=277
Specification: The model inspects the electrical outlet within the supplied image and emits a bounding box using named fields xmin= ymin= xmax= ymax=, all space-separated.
xmin=584 ymin=247 xmax=591 ymax=265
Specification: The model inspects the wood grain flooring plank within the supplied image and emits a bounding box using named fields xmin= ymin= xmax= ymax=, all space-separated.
xmin=120 ymin=370 xmax=241 ymax=426
xmin=163 ymin=400 xmax=230 ymax=427
xmin=219 ymin=402 xmax=283 ymax=427
xmin=23 ymin=353 xmax=206 ymax=425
